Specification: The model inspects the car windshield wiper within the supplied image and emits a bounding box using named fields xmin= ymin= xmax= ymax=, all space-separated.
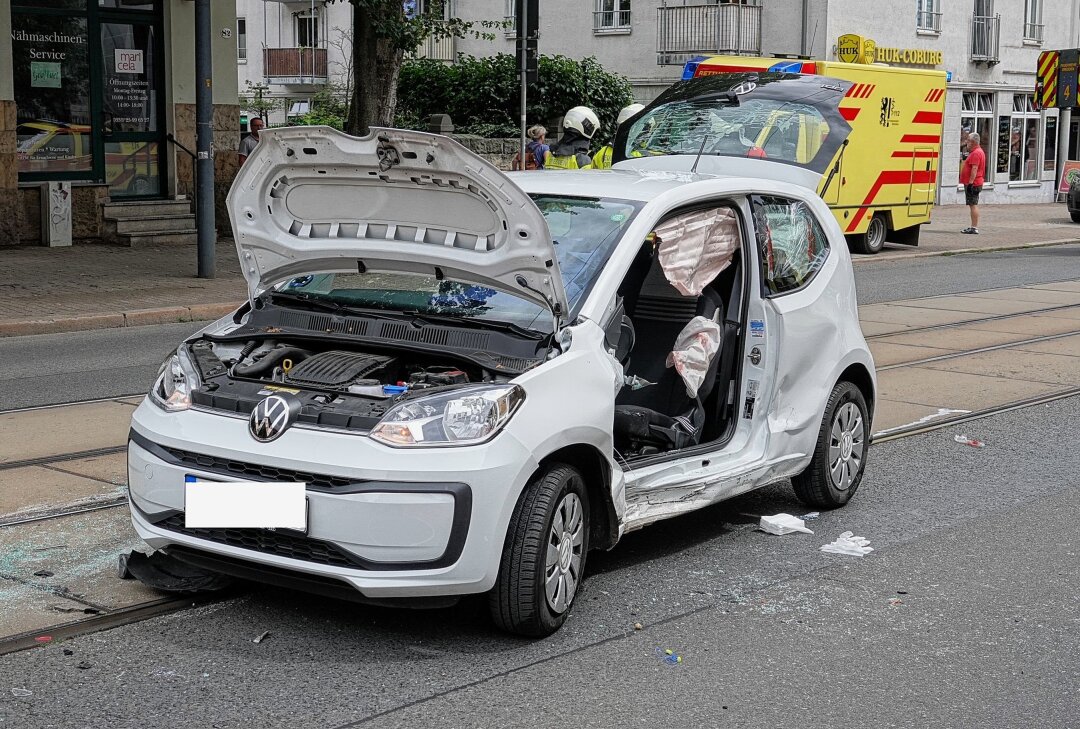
xmin=403 ymin=310 xmax=546 ymax=340
xmin=267 ymin=291 xmax=402 ymax=321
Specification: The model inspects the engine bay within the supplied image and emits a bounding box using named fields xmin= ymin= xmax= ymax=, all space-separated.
xmin=185 ymin=337 xmax=503 ymax=431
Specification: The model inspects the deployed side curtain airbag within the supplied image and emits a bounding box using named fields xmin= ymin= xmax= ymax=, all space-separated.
xmin=666 ymin=316 xmax=723 ymax=398
xmin=654 ymin=208 xmax=740 ymax=296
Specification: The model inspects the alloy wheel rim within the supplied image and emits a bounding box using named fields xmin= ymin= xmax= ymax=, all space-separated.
xmin=828 ymin=402 xmax=865 ymax=491
xmin=544 ymin=492 xmax=584 ymax=614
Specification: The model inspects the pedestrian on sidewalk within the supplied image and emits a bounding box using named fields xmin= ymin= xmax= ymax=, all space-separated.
xmin=961 ymin=132 xmax=985 ymax=234
xmin=238 ymin=117 xmax=264 ymax=166
xmin=512 ymin=125 xmax=548 ymax=170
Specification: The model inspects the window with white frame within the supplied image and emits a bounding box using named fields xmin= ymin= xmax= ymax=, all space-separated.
xmin=594 ymin=0 xmax=631 ymax=32
xmin=1024 ymin=0 xmax=1044 ymax=42
xmin=999 ymin=94 xmax=1042 ymax=182
xmin=960 ymin=92 xmax=993 ymax=184
xmin=296 ymin=10 xmax=319 ymax=48
xmin=236 ymin=17 xmax=246 ymax=61
xmin=1044 ymin=114 xmax=1058 ymax=174
xmin=505 ymin=0 xmax=516 ymax=34
xmin=917 ymin=0 xmax=941 ymax=32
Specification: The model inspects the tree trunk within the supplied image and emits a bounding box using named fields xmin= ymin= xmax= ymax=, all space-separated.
xmin=347 ymin=2 xmax=406 ymax=136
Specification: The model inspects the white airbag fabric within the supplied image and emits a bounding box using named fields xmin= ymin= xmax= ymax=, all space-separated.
xmin=666 ymin=316 xmax=723 ymax=397
xmin=654 ymin=208 xmax=740 ymax=296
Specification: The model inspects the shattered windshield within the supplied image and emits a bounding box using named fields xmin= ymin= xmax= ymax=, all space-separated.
xmin=273 ymin=195 xmax=642 ymax=333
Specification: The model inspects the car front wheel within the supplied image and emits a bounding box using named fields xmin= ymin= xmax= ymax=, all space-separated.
xmin=792 ymin=381 xmax=869 ymax=508
xmin=489 ymin=463 xmax=589 ymax=637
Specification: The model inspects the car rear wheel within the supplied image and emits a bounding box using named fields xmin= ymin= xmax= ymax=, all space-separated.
xmin=489 ymin=463 xmax=589 ymax=637
xmin=792 ymin=381 xmax=869 ymax=508
xmin=850 ymin=214 xmax=887 ymax=255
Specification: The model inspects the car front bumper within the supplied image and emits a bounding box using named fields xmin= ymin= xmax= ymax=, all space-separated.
xmin=127 ymin=398 xmax=539 ymax=599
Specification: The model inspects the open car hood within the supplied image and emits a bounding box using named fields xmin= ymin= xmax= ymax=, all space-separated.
xmin=227 ymin=126 xmax=568 ymax=323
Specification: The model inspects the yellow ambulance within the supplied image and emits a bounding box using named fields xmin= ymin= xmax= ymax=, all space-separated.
xmin=616 ymin=56 xmax=947 ymax=254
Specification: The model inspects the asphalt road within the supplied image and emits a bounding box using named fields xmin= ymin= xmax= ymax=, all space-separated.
xmin=3 ymin=243 xmax=1080 ymax=411
xmin=0 ymin=393 xmax=1076 ymax=728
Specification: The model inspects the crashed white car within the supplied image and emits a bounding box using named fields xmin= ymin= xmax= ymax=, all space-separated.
xmin=127 ymin=75 xmax=875 ymax=636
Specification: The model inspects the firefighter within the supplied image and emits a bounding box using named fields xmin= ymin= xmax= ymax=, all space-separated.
xmin=592 ymin=103 xmax=645 ymax=170
xmin=545 ymin=106 xmax=600 ymax=170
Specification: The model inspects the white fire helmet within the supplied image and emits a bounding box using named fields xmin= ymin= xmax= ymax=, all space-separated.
xmin=617 ymin=103 xmax=645 ymax=126
xmin=564 ymin=106 xmax=601 ymax=140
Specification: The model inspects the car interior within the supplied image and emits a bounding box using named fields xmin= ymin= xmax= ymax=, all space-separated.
xmin=612 ymin=205 xmax=746 ymax=459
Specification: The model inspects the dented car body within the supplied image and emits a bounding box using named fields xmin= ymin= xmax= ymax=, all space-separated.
xmin=127 ymin=113 xmax=875 ymax=636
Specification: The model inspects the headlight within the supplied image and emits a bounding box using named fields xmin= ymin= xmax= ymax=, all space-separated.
xmin=149 ymin=347 xmax=201 ymax=412
xmin=370 ymin=385 xmax=525 ymax=447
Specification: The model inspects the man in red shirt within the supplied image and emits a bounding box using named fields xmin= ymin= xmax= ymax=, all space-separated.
xmin=961 ymin=132 xmax=986 ymax=234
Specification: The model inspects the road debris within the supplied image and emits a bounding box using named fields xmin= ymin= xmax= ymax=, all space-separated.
xmin=953 ymin=434 xmax=986 ymax=448
xmin=758 ymin=513 xmax=814 ymax=535
xmin=33 ymin=570 xmax=54 ymax=578
xmin=802 ymin=512 xmax=820 ymax=521
xmin=11 ymin=688 xmax=32 ymax=698
xmin=34 ymin=636 xmax=52 ymax=644
xmin=633 ymin=622 xmax=643 ymax=631
xmin=656 ymin=648 xmax=683 ymax=665
xmin=76 ymin=661 xmax=92 ymax=670
xmin=252 ymin=631 xmax=271 ymax=644
xmin=888 ymin=598 xmax=903 ymax=607
xmin=820 ymin=531 xmax=874 ymax=556
xmin=63 ymin=649 xmax=74 ymax=656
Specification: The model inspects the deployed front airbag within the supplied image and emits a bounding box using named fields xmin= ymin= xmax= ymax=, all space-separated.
xmin=654 ymin=208 xmax=740 ymax=296
xmin=666 ymin=316 xmax=723 ymax=397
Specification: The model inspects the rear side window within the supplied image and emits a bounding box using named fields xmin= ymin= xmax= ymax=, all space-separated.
xmin=752 ymin=196 xmax=830 ymax=296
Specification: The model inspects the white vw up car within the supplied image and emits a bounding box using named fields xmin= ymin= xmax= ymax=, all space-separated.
xmin=128 ymin=72 xmax=875 ymax=636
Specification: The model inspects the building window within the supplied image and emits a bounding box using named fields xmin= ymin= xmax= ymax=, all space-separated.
xmin=594 ymin=0 xmax=631 ymax=32
xmin=296 ymin=11 xmax=319 ymax=48
xmin=505 ymin=0 xmax=516 ymax=34
xmin=960 ymin=92 xmax=993 ymax=185
xmin=1000 ymin=94 xmax=1041 ymax=183
xmin=236 ymin=18 xmax=246 ymax=62
xmin=1024 ymin=0 xmax=1043 ymax=42
xmin=916 ymin=0 xmax=941 ymax=32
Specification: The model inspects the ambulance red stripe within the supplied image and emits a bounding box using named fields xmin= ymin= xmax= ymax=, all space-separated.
xmin=912 ymin=111 xmax=943 ymax=124
xmin=900 ymin=134 xmax=941 ymax=144
xmin=846 ymin=169 xmax=938 ymax=232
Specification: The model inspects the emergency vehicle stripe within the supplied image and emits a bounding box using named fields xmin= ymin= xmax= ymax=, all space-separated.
xmin=859 ymin=84 xmax=876 ymax=98
xmin=924 ymin=90 xmax=935 ymax=102
xmin=924 ymin=89 xmax=944 ymax=104
xmin=839 ymin=107 xmax=860 ymax=121
xmin=846 ymin=169 xmax=938 ymax=232
xmin=1039 ymin=51 xmax=1060 ymax=109
xmin=912 ymin=111 xmax=943 ymax=125
xmin=900 ymin=134 xmax=940 ymax=144
xmin=892 ymin=151 xmax=939 ymax=158
xmin=845 ymin=84 xmax=860 ymax=97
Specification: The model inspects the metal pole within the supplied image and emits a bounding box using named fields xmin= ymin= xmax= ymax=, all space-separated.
xmin=519 ymin=0 xmax=527 ymax=169
xmin=195 ymin=0 xmax=216 ymax=278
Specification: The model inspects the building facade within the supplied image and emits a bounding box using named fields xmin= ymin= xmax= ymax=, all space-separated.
xmin=1 ymin=0 xmax=240 ymax=245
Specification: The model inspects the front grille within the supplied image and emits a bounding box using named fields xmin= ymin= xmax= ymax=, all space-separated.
xmin=156 ymin=514 xmax=364 ymax=568
xmin=158 ymin=444 xmax=356 ymax=491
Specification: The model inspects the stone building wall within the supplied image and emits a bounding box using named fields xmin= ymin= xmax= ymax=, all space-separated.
xmin=174 ymin=102 xmax=241 ymax=234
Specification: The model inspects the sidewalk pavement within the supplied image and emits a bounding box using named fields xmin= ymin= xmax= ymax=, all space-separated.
xmin=1 ymin=203 xmax=1077 ymax=337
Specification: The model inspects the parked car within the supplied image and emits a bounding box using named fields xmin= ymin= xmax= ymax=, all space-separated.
xmin=1067 ymin=179 xmax=1080 ymax=223
xmin=127 ymin=82 xmax=875 ymax=637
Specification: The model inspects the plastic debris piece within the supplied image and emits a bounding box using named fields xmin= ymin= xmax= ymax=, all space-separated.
xmin=656 ymin=647 xmax=683 ymax=665
xmin=802 ymin=512 xmax=820 ymax=521
xmin=253 ymin=631 xmax=271 ymax=644
xmin=953 ymin=434 xmax=986 ymax=448
xmin=820 ymin=531 xmax=874 ymax=556
xmin=759 ymin=513 xmax=814 ymax=536
xmin=633 ymin=622 xmax=643 ymax=631
xmin=76 ymin=661 xmax=92 ymax=670
xmin=888 ymin=598 xmax=903 ymax=607
xmin=624 ymin=375 xmax=655 ymax=391
xmin=63 ymin=649 xmax=74 ymax=656
xmin=33 ymin=570 xmax=54 ymax=578
xmin=122 ymin=550 xmax=234 ymax=593
xmin=34 ymin=636 xmax=52 ymax=644
xmin=11 ymin=688 xmax=32 ymax=698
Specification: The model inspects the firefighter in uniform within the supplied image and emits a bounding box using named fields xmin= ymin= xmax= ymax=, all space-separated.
xmin=591 ymin=103 xmax=645 ymax=170
xmin=545 ymin=106 xmax=600 ymax=170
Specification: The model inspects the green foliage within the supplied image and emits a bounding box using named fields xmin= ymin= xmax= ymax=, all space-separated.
xmin=291 ymin=86 xmax=349 ymax=130
xmin=395 ymin=54 xmax=634 ymax=143
xmin=240 ymin=81 xmax=281 ymax=121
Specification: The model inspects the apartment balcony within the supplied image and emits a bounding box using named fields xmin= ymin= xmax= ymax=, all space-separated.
xmin=411 ymin=26 xmax=456 ymax=62
xmin=970 ymin=14 xmax=1000 ymax=65
xmin=263 ymin=47 xmax=328 ymax=85
xmin=657 ymin=3 xmax=762 ymax=66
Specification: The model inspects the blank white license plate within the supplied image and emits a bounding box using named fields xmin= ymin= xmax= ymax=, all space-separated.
xmin=184 ymin=477 xmax=307 ymax=531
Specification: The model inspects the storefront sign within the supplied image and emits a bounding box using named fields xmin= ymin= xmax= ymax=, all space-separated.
xmin=837 ymin=34 xmax=942 ymax=67
xmin=114 ymin=49 xmax=144 ymax=74
xmin=30 ymin=61 xmax=61 ymax=88
xmin=1058 ymin=160 xmax=1080 ymax=194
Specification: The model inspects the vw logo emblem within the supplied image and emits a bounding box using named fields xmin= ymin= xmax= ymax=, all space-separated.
xmin=249 ymin=394 xmax=300 ymax=442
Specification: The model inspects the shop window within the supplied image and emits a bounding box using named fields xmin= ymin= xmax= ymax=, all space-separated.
xmin=916 ymin=0 xmax=941 ymax=32
xmin=752 ymin=196 xmax=831 ymax=297
xmin=1044 ymin=116 xmax=1057 ymax=174
xmin=1006 ymin=95 xmax=1041 ymax=183
xmin=594 ymin=0 xmax=632 ymax=32
xmin=237 ymin=18 xmax=247 ymax=62
xmin=960 ymin=92 xmax=993 ymax=184
xmin=11 ymin=13 xmax=93 ymax=175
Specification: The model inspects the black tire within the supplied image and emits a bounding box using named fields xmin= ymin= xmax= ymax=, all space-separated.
xmin=1070 ymin=211 xmax=1080 ymax=224
xmin=791 ymin=381 xmax=869 ymax=508
xmin=489 ymin=463 xmax=590 ymax=637
xmin=849 ymin=214 xmax=887 ymax=254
